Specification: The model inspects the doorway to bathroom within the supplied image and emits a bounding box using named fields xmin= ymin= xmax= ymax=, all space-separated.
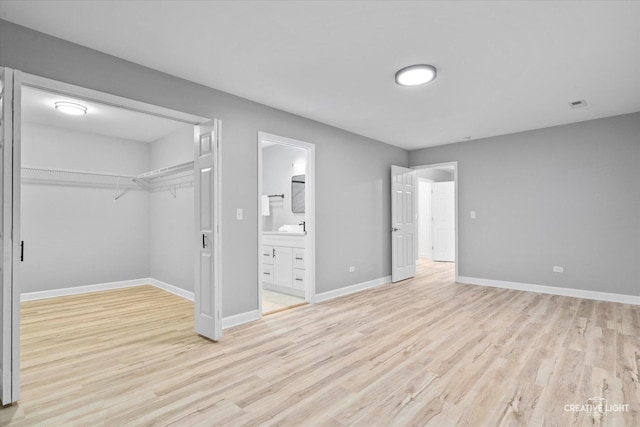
xmin=257 ymin=132 xmax=315 ymax=315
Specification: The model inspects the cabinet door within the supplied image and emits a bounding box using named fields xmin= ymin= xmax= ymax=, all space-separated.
xmin=262 ymin=264 xmax=274 ymax=285
xmin=293 ymin=269 xmax=305 ymax=290
xmin=262 ymin=245 xmax=274 ymax=265
xmin=273 ymin=246 xmax=293 ymax=288
xmin=293 ymin=248 xmax=305 ymax=269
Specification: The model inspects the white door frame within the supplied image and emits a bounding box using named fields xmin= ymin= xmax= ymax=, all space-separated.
xmin=417 ymin=177 xmax=434 ymax=260
xmin=1 ymin=67 xmax=21 ymax=405
xmin=412 ymin=162 xmax=459 ymax=281
xmin=257 ymin=132 xmax=316 ymax=312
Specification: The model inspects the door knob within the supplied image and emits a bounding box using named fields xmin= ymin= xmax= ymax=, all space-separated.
xmin=391 ymin=227 xmax=400 ymax=232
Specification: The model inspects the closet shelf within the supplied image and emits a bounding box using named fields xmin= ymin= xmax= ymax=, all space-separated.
xmin=22 ymin=166 xmax=137 ymax=180
xmin=135 ymin=161 xmax=194 ymax=181
xmin=22 ymin=161 xmax=195 ymax=200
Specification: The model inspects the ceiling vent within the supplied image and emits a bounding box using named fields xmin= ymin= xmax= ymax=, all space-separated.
xmin=569 ymin=99 xmax=587 ymax=108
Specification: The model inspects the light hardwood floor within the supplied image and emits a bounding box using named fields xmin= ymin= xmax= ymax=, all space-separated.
xmin=1 ymin=260 xmax=638 ymax=426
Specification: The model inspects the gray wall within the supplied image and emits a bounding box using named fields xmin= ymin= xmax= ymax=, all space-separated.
xmin=1 ymin=21 xmax=409 ymax=315
xmin=410 ymin=113 xmax=640 ymax=297
xmin=262 ymin=144 xmax=306 ymax=232
xmin=21 ymin=123 xmax=150 ymax=292
xmin=149 ymin=125 xmax=195 ymax=292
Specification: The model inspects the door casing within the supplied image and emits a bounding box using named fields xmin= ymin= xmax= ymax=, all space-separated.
xmin=411 ymin=161 xmax=459 ymax=281
xmin=257 ymin=132 xmax=316 ymax=312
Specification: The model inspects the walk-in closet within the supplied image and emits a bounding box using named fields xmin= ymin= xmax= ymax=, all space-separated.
xmin=20 ymin=85 xmax=196 ymax=303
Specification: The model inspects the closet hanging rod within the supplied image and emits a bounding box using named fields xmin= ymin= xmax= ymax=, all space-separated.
xmin=135 ymin=161 xmax=194 ymax=180
xmin=21 ymin=166 xmax=136 ymax=179
xmin=268 ymin=194 xmax=285 ymax=198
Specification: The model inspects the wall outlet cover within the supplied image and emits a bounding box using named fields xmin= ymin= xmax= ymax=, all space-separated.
xmin=553 ymin=266 xmax=564 ymax=273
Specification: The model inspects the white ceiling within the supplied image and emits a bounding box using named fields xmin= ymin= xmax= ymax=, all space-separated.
xmin=22 ymin=86 xmax=189 ymax=142
xmin=2 ymin=1 xmax=639 ymax=150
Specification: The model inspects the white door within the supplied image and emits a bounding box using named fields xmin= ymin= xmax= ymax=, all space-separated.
xmin=432 ymin=181 xmax=455 ymax=262
xmin=0 ymin=67 xmax=21 ymax=405
xmin=391 ymin=165 xmax=417 ymax=282
xmin=194 ymin=120 xmax=221 ymax=341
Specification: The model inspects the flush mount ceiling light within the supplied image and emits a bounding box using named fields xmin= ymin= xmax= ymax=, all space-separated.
xmin=54 ymin=101 xmax=87 ymax=115
xmin=395 ymin=64 xmax=437 ymax=87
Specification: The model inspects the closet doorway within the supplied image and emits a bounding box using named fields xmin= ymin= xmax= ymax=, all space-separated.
xmin=257 ymin=132 xmax=316 ymax=315
xmin=0 ymin=68 xmax=222 ymax=404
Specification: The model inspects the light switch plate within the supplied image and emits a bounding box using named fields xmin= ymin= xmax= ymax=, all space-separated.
xmin=236 ymin=208 xmax=243 ymax=220
xmin=470 ymin=210 xmax=476 ymax=219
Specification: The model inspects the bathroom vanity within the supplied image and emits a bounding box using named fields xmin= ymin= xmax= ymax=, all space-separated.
xmin=262 ymin=232 xmax=306 ymax=297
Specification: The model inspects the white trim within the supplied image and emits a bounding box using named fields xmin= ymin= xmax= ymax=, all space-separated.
xmin=20 ymin=278 xmax=197 ymax=303
xmin=221 ymin=309 xmax=261 ymax=330
xmin=20 ymin=278 xmax=151 ymax=302
xmin=20 ymin=277 xmax=261 ymax=330
xmin=313 ymin=276 xmax=391 ymax=303
xmin=257 ymin=132 xmax=316 ymax=315
xmin=417 ymin=177 xmax=434 ymax=259
xmin=147 ymin=279 xmax=194 ymax=301
xmin=412 ymin=161 xmax=459 ymax=281
xmin=457 ymin=276 xmax=640 ymax=305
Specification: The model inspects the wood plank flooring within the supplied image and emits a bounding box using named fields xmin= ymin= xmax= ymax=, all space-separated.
xmin=1 ymin=260 xmax=638 ymax=426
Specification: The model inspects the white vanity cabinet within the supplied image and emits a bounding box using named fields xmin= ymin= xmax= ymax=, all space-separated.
xmin=262 ymin=233 xmax=305 ymax=297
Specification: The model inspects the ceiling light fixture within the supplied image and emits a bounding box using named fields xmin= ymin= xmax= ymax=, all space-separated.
xmin=54 ymin=101 xmax=87 ymax=116
xmin=395 ymin=64 xmax=437 ymax=87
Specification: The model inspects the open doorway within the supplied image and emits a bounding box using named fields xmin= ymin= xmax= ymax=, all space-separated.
xmin=0 ymin=68 xmax=222 ymax=405
xmin=257 ymin=132 xmax=315 ymax=315
xmin=413 ymin=162 xmax=457 ymax=273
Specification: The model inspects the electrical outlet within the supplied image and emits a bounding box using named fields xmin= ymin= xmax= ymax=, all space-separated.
xmin=236 ymin=208 xmax=243 ymax=220
xmin=553 ymin=266 xmax=564 ymax=273
xmin=349 ymin=266 xmax=355 ymax=273
xmin=470 ymin=210 xmax=476 ymax=219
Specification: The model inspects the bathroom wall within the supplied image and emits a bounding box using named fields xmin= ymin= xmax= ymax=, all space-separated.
xmin=21 ymin=122 xmax=150 ymax=293
xmin=261 ymin=143 xmax=306 ymax=232
xmin=148 ymin=125 xmax=195 ymax=292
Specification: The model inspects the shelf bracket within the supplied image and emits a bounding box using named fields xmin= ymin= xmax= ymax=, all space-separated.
xmin=114 ymin=176 xmax=129 ymax=201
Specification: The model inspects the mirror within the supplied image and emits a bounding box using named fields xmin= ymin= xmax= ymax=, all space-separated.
xmin=291 ymin=174 xmax=305 ymax=213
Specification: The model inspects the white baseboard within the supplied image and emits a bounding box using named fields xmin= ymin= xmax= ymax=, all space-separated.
xmin=147 ymin=278 xmax=194 ymax=301
xmin=21 ymin=277 xmax=195 ymax=302
xmin=457 ymin=276 xmax=640 ymax=305
xmin=20 ymin=278 xmax=150 ymax=302
xmin=221 ymin=309 xmax=261 ymax=330
xmin=313 ymin=275 xmax=391 ymax=303
xmin=21 ymin=277 xmax=262 ymax=330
